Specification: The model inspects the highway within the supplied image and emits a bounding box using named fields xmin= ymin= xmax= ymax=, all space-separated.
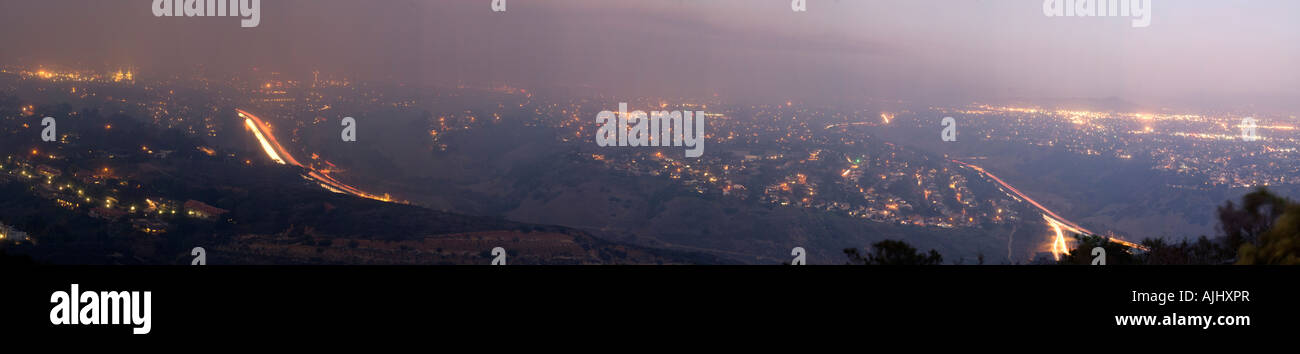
xmin=952 ymin=159 xmax=1143 ymax=259
xmin=237 ymin=109 xmax=396 ymax=203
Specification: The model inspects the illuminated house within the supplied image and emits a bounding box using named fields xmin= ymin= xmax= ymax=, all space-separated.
xmin=130 ymin=219 xmax=169 ymax=235
xmin=184 ymin=200 xmax=229 ymax=220
xmin=0 ymin=223 xmax=28 ymax=242
xmin=36 ymin=165 xmax=61 ymax=178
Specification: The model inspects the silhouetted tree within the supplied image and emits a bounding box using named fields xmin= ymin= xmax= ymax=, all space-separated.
xmin=1131 ymin=188 xmax=1294 ymax=265
xmin=1138 ymin=235 xmax=1232 ymax=265
xmin=1218 ymin=187 xmax=1288 ymax=255
xmin=845 ymin=240 xmax=943 ymax=265
xmin=1238 ymin=202 xmax=1300 ymax=265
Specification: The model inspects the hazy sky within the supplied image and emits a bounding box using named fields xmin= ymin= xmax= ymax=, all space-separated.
xmin=1 ymin=0 xmax=1297 ymax=109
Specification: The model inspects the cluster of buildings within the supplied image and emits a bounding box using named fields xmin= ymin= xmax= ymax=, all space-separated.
xmin=937 ymin=104 xmax=1300 ymax=189
xmin=543 ymin=99 xmax=1022 ymax=230
xmin=3 ymin=153 xmax=228 ymax=238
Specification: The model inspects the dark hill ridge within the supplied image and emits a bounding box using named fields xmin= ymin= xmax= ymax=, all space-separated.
xmin=193 ymin=174 xmax=729 ymax=265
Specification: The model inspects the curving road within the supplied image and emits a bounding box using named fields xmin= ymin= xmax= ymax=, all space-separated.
xmin=237 ymin=109 xmax=396 ymax=203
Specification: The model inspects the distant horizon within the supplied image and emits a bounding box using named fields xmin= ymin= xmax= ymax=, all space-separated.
xmin=5 ymin=61 xmax=1290 ymax=119
xmin=1 ymin=0 xmax=1297 ymax=112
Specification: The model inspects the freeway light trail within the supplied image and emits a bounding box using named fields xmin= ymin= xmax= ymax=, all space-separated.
xmin=237 ymin=109 xmax=397 ymax=203
xmin=244 ymin=119 xmax=286 ymax=165
xmin=823 ymin=113 xmax=893 ymax=130
xmin=952 ymin=159 xmax=1143 ymax=260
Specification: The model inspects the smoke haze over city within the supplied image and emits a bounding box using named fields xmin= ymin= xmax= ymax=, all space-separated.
xmin=2 ymin=0 xmax=1296 ymax=110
